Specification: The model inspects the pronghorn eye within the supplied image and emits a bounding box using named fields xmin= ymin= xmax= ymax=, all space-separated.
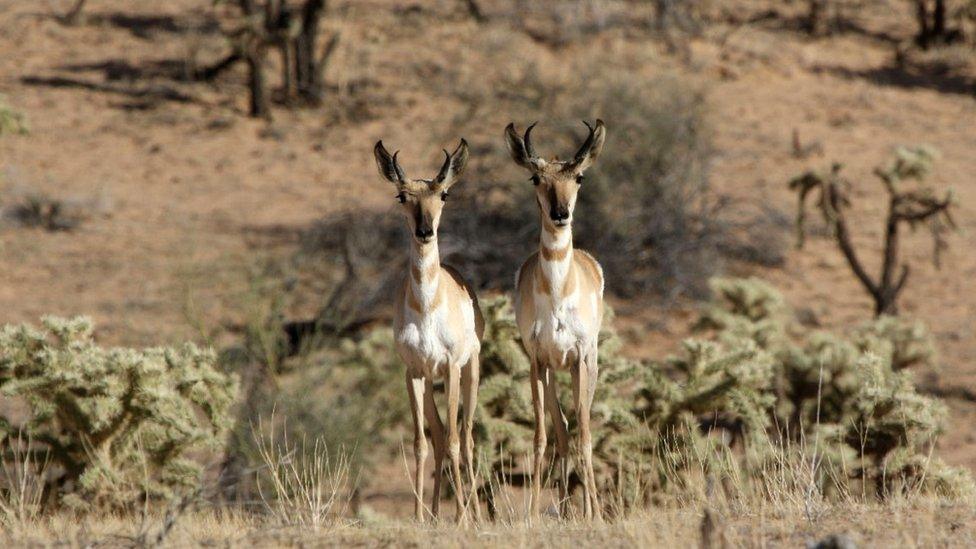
xmin=576 ymin=174 xmax=584 ymax=185
xmin=396 ymin=193 xmax=406 ymax=204
xmin=530 ymin=175 xmax=540 ymax=186
xmin=441 ymin=191 xmax=449 ymax=202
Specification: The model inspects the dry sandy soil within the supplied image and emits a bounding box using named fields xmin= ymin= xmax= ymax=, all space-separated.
xmin=1 ymin=0 xmax=975 ymax=528
xmin=6 ymin=500 xmax=976 ymax=547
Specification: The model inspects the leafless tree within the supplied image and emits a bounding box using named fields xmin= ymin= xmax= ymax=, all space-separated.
xmin=790 ymin=149 xmax=955 ymax=316
xmin=199 ymin=0 xmax=340 ymax=117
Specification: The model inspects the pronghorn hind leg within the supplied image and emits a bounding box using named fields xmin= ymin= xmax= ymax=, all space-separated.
xmin=445 ymin=362 xmax=467 ymax=524
xmin=406 ymin=373 xmax=429 ymax=522
xmin=529 ymin=357 xmax=548 ymax=518
xmin=423 ymin=377 xmax=446 ymax=520
xmin=543 ymin=365 xmax=570 ymax=518
xmin=461 ymin=353 xmax=482 ymax=522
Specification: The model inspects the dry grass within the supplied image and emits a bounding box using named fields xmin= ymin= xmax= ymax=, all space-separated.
xmin=7 ymin=418 xmax=972 ymax=547
xmin=0 ymin=432 xmax=47 ymax=533
xmin=2 ymin=499 xmax=973 ymax=547
xmin=252 ymin=415 xmax=354 ymax=530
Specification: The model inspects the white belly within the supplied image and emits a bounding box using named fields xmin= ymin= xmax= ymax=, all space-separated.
xmin=528 ymin=294 xmax=591 ymax=368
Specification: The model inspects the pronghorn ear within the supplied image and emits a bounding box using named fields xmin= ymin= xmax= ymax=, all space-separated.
xmin=568 ymin=119 xmax=606 ymax=173
xmin=435 ymin=138 xmax=469 ymax=189
xmin=374 ymin=140 xmax=406 ymax=186
xmin=505 ymin=123 xmax=536 ymax=170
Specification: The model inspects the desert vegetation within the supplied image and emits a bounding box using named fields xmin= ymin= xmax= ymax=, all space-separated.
xmin=1 ymin=0 xmax=975 ymax=546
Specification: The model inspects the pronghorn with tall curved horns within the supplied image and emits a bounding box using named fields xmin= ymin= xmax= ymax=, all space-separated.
xmin=505 ymin=119 xmax=607 ymax=520
xmin=374 ymin=138 xmax=483 ymax=523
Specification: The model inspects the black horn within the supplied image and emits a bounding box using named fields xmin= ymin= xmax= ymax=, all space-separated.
xmin=391 ymin=150 xmax=407 ymax=182
xmin=375 ymin=140 xmax=407 ymax=184
xmin=566 ymin=119 xmax=606 ymax=172
xmin=434 ymin=149 xmax=452 ymax=184
xmin=523 ymin=122 xmax=538 ymax=159
xmin=573 ymin=120 xmax=597 ymax=164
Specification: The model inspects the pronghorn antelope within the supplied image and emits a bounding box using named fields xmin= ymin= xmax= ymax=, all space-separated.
xmin=505 ymin=120 xmax=607 ymax=520
xmin=373 ymin=138 xmax=483 ymax=523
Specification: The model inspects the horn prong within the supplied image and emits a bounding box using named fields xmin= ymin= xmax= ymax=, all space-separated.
xmin=435 ymin=148 xmax=452 ymax=183
xmin=524 ymin=121 xmax=538 ymax=159
xmin=392 ymin=150 xmax=406 ymax=182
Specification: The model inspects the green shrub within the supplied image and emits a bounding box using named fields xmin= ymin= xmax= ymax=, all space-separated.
xmin=274 ymin=279 xmax=969 ymax=511
xmin=0 ymin=96 xmax=28 ymax=136
xmin=0 ymin=317 xmax=237 ymax=510
xmin=701 ymin=277 xmax=971 ymax=499
xmin=304 ymin=281 xmax=971 ymax=509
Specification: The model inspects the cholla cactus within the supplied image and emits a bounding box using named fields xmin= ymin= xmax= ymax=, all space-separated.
xmin=318 ymin=278 xmax=968 ymax=509
xmin=475 ymin=297 xmax=534 ymax=469
xmin=843 ymin=353 xmax=949 ymax=497
xmin=789 ymin=147 xmax=955 ymax=316
xmin=698 ymin=276 xmax=971 ymax=499
xmin=854 ymin=316 xmax=936 ymax=371
xmin=695 ymin=277 xmax=789 ymax=348
xmin=472 ymin=296 xmax=777 ymax=509
xmin=0 ymin=317 xmax=237 ymax=510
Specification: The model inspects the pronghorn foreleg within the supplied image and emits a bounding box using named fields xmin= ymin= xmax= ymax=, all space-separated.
xmin=423 ymin=376 xmax=446 ymax=520
xmin=584 ymin=342 xmax=603 ymax=521
xmin=572 ymin=345 xmax=602 ymax=521
xmin=529 ymin=357 xmax=547 ymax=519
xmin=406 ymin=372 xmax=428 ymax=522
xmin=445 ymin=362 xmax=467 ymax=524
xmin=543 ymin=363 xmax=570 ymax=518
xmin=461 ymin=353 xmax=483 ymax=522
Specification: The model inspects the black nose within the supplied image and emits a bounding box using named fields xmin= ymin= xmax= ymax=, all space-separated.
xmin=415 ymin=226 xmax=434 ymax=239
xmin=550 ymin=206 xmax=570 ymax=222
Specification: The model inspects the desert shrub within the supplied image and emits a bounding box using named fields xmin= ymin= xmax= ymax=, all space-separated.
xmin=0 ymin=317 xmax=237 ymax=511
xmin=0 ymin=96 xmax=28 ymax=136
xmin=4 ymin=192 xmax=94 ymax=231
xmin=274 ymin=328 xmax=409 ymax=474
xmin=219 ymin=306 xmax=408 ymax=504
xmin=567 ymin=71 xmax=721 ymax=298
xmin=700 ymin=277 xmax=971 ymax=499
xmin=307 ymin=278 xmax=971 ymax=511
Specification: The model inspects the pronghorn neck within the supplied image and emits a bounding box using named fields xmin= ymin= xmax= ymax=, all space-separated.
xmin=407 ymin=238 xmax=441 ymax=312
xmin=538 ymin=218 xmax=575 ymax=300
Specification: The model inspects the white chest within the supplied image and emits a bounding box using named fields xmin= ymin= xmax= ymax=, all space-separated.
xmin=530 ymin=262 xmax=593 ymax=366
xmin=395 ymin=298 xmax=475 ymax=376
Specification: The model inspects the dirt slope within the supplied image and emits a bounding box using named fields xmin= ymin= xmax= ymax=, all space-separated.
xmin=0 ymin=0 xmax=974 ymax=466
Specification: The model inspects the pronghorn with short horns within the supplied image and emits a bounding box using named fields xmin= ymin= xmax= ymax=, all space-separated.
xmin=505 ymin=120 xmax=607 ymax=520
xmin=373 ymin=138 xmax=483 ymax=523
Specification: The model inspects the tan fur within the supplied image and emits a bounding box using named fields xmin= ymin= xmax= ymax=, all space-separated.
xmin=515 ymin=249 xmax=604 ymax=331
xmin=541 ymin=244 xmax=570 ymax=262
xmin=505 ymin=120 xmax=607 ymax=521
xmin=377 ymin=138 xmax=482 ymax=524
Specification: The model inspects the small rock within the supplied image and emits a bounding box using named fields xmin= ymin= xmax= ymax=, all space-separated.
xmin=807 ymin=533 xmax=856 ymax=549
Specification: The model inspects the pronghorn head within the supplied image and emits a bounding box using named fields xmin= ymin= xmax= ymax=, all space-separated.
xmin=374 ymin=139 xmax=469 ymax=245
xmin=504 ymin=120 xmax=606 ymax=230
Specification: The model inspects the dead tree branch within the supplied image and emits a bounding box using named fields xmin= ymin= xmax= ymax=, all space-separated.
xmin=790 ymin=148 xmax=955 ymax=316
